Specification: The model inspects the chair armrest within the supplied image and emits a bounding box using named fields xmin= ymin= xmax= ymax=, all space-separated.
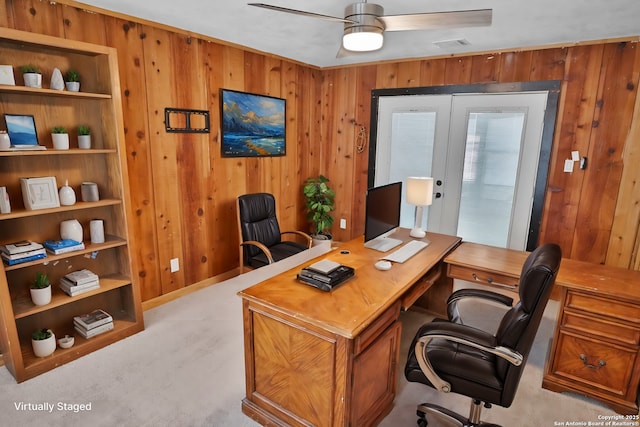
xmin=281 ymin=230 xmax=313 ymax=248
xmin=240 ymin=241 xmax=275 ymax=264
xmin=414 ymin=322 xmax=523 ymax=393
xmin=447 ymin=288 xmax=514 ymax=308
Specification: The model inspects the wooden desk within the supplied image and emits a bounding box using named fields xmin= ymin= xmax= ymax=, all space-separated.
xmin=238 ymin=230 xmax=461 ymax=427
xmin=445 ymin=242 xmax=640 ymax=415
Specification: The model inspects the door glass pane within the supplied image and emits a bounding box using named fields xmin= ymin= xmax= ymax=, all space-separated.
xmin=388 ymin=111 xmax=436 ymax=229
xmin=456 ymin=112 xmax=525 ymax=247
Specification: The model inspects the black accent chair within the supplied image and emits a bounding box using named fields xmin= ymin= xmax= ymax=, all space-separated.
xmin=404 ymin=243 xmax=562 ymax=427
xmin=237 ymin=193 xmax=312 ymax=272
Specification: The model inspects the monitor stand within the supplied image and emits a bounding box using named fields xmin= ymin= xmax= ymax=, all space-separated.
xmin=364 ymin=235 xmax=403 ymax=252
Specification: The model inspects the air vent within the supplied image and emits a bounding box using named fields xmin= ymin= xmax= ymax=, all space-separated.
xmin=433 ymin=38 xmax=471 ymax=49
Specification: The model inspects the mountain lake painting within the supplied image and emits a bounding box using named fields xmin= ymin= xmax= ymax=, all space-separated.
xmin=221 ymin=89 xmax=285 ymax=157
xmin=4 ymin=114 xmax=39 ymax=146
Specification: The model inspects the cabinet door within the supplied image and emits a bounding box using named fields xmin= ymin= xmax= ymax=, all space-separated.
xmin=351 ymin=321 xmax=402 ymax=426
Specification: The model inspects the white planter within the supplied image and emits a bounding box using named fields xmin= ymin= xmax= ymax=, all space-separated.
xmin=52 ymin=133 xmax=70 ymax=150
xmin=32 ymin=330 xmax=56 ymax=357
xmin=77 ymin=134 xmax=91 ymax=149
xmin=30 ymin=286 xmax=51 ymax=306
xmin=65 ymin=81 xmax=80 ymax=92
xmin=23 ymin=72 xmax=42 ymax=88
xmin=312 ymin=236 xmax=332 ymax=248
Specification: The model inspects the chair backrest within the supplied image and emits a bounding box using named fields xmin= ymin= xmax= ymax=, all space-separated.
xmin=237 ymin=193 xmax=283 ymax=260
xmin=494 ymin=243 xmax=561 ymax=406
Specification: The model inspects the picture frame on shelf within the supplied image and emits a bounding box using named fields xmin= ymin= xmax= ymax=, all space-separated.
xmin=4 ymin=114 xmax=39 ymax=147
xmin=0 ymin=65 xmax=15 ymax=85
xmin=20 ymin=176 xmax=60 ymax=210
xmin=220 ymin=89 xmax=286 ymax=158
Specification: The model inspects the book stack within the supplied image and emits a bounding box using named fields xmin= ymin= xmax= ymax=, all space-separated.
xmin=43 ymin=239 xmax=85 ymax=255
xmin=1 ymin=240 xmax=46 ymax=265
xmin=60 ymin=269 xmax=100 ymax=296
xmin=297 ymin=259 xmax=355 ymax=292
xmin=73 ymin=309 xmax=114 ymax=339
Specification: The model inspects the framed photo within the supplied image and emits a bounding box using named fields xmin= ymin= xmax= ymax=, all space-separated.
xmin=20 ymin=177 xmax=60 ymax=210
xmin=4 ymin=114 xmax=39 ymax=146
xmin=220 ymin=89 xmax=286 ymax=157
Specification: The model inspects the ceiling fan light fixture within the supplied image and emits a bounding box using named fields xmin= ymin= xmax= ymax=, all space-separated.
xmin=343 ymin=27 xmax=384 ymax=51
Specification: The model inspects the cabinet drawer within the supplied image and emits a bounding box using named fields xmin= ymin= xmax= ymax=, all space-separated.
xmin=354 ymin=301 xmax=400 ymax=355
xmin=552 ymin=331 xmax=638 ymax=397
xmin=448 ymin=265 xmax=519 ymax=290
xmin=562 ymin=311 xmax=640 ymax=346
xmin=566 ymin=291 xmax=640 ymax=325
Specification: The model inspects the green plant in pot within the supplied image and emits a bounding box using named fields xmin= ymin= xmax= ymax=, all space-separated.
xmin=31 ymin=328 xmax=56 ymax=357
xmin=30 ymin=272 xmax=52 ymax=306
xmin=65 ymin=69 xmax=80 ymax=92
xmin=51 ymin=126 xmax=70 ymax=150
xmin=77 ymin=124 xmax=91 ymax=149
xmin=303 ymin=175 xmax=335 ymax=242
xmin=20 ymin=64 xmax=42 ymax=88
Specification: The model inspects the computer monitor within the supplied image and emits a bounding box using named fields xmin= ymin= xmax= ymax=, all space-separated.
xmin=364 ymin=182 xmax=403 ymax=251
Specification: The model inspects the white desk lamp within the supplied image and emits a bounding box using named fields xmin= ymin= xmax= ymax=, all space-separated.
xmin=406 ymin=177 xmax=434 ymax=238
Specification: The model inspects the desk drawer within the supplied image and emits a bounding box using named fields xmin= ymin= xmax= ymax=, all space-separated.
xmin=562 ymin=311 xmax=640 ymax=346
xmin=566 ymin=291 xmax=640 ymax=325
xmin=552 ymin=331 xmax=637 ymax=397
xmin=448 ymin=265 xmax=519 ymax=290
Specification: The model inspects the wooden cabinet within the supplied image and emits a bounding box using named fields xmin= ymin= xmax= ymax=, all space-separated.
xmin=543 ymin=288 xmax=640 ymax=415
xmin=0 ymin=28 xmax=143 ymax=382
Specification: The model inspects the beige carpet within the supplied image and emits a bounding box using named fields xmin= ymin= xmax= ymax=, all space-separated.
xmin=0 ymin=247 xmax=613 ymax=426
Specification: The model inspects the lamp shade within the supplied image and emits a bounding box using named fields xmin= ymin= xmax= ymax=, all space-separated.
xmin=343 ymin=2 xmax=384 ymax=52
xmin=343 ymin=29 xmax=383 ymax=52
xmin=406 ymin=177 xmax=434 ymax=206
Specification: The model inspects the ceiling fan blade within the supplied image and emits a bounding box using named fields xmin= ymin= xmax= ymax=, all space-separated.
xmin=380 ymin=9 xmax=492 ymax=32
xmin=248 ymin=3 xmax=355 ymax=24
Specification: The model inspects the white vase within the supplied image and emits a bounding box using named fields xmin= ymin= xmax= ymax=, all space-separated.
xmin=60 ymin=219 xmax=83 ymax=242
xmin=58 ymin=180 xmax=76 ymax=206
xmin=32 ymin=331 xmax=56 ymax=357
xmin=65 ymin=81 xmax=80 ymax=92
xmin=0 ymin=131 xmax=10 ymax=149
xmin=30 ymin=286 xmax=52 ymax=306
xmin=77 ymin=134 xmax=91 ymax=149
xmin=23 ymin=72 xmax=42 ymax=88
xmin=52 ymin=133 xmax=70 ymax=150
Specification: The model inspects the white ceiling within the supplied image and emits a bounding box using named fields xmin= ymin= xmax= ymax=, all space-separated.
xmin=75 ymin=0 xmax=640 ymax=68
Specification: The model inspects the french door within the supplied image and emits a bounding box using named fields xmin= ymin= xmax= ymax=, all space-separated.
xmin=374 ymin=91 xmax=549 ymax=250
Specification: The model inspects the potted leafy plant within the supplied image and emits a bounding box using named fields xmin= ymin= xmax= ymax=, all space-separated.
xmin=31 ymin=328 xmax=56 ymax=357
xmin=65 ymin=69 xmax=80 ymax=92
xmin=303 ymin=175 xmax=335 ymax=245
xmin=51 ymin=126 xmax=69 ymax=150
xmin=20 ymin=64 xmax=41 ymax=88
xmin=30 ymin=272 xmax=52 ymax=306
xmin=77 ymin=124 xmax=91 ymax=149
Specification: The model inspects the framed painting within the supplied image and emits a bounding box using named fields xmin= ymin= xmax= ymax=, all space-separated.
xmin=220 ymin=89 xmax=286 ymax=157
xmin=4 ymin=114 xmax=39 ymax=146
xmin=20 ymin=176 xmax=60 ymax=210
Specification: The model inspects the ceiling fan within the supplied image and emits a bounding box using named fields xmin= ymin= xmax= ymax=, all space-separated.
xmin=248 ymin=1 xmax=492 ymax=55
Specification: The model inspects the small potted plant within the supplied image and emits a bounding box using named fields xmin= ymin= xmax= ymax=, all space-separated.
xmin=77 ymin=124 xmax=91 ymax=149
xmin=21 ymin=64 xmax=42 ymax=88
xmin=51 ymin=126 xmax=69 ymax=150
xmin=65 ymin=69 xmax=80 ymax=92
xmin=31 ymin=328 xmax=56 ymax=357
xmin=30 ymin=272 xmax=52 ymax=306
xmin=303 ymin=175 xmax=336 ymax=245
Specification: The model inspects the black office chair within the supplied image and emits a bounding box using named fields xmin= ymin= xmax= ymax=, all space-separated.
xmin=404 ymin=243 xmax=562 ymax=427
xmin=237 ymin=193 xmax=312 ymax=272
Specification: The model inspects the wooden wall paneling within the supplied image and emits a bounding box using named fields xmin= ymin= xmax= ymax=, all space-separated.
xmin=375 ymin=62 xmax=400 ymax=88
xmin=9 ymin=0 xmax=64 ymax=37
xmin=105 ymin=18 xmax=161 ymax=301
xmin=419 ymin=59 xmax=446 ymax=86
xmin=141 ymin=25 xmax=186 ymax=293
xmin=443 ymin=56 xmax=472 ymax=85
xmin=528 ymin=48 xmax=567 ymax=81
xmin=498 ymin=51 xmax=535 ymax=82
xmin=538 ymin=45 xmax=604 ymax=255
xmin=168 ymin=34 xmax=211 ymax=286
xmin=60 ymin=3 xmax=107 ymax=45
xmin=295 ymin=66 xmax=315 ymax=231
xmin=607 ymin=45 xmax=640 ymax=268
xmin=571 ymin=43 xmax=639 ymax=264
xmin=471 ymin=54 xmax=500 ymax=83
xmin=396 ymin=61 xmax=422 ymax=88
xmin=352 ymin=65 xmax=378 ymax=237
xmin=280 ymin=61 xmax=302 ymax=232
xmin=202 ymin=42 xmax=240 ymax=272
